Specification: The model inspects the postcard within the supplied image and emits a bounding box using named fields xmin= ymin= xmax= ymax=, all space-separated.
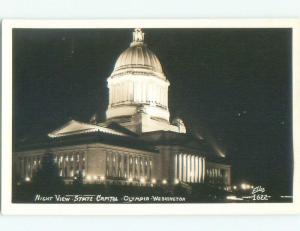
xmin=1 ymin=19 xmax=300 ymax=215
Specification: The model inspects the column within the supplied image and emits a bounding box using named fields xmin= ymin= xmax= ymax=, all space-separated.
xmin=117 ymin=84 xmax=121 ymax=103
xmin=183 ymin=155 xmax=186 ymax=182
xmin=126 ymin=155 xmax=130 ymax=179
xmin=113 ymin=153 xmax=116 ymax=177
xmin=198 ymin=157 xmax=202 ymax=183
xmin=202 ymin=158 xmax=206 ymax=182
xmin=142 ymin=82 xmax=146 ymax=103
xmin=178 ymin=154 xmax=182 ymax=181
xmin=149 ymin=159 xmax=152 ymax=179
xmin=121 ymin=154 xmax=124 ymax=178
xmin=63 ymin=154 xmax=67 ymax=177
xmin=116 ymin=84 xmax=119 ymax=103
xmin=65 ymin=155 xmax=69 ymax=177
xmin=137 ymin=156 xmax=140 ymax=179
xmin=190 ymin=156 xmax=192 ymax=183
xmin=71 ymin=154 xmax=74 ymax=177
xmin=192 ymin=155 xmax=196 ymax=183
xmin=165 ymin=87 xmax=168 ymax=106
xmin=78 ymin=153 xmax=82 ymax=176
xmin=177 ymin=154 xmax=180 ymax=180
xmin=190 ymin=155 xmax=194 ymax=183
xmin=147 ymin=158 xmax=150 ymax=179
xmin=121 ymin=84 xmax=124 ymax=102
xmin=141 ymin=157 xmax=145 ymax=178
xmin=186 ymin=155 xmax=190 ymax=182
xmin=116 ymin=153 xmax=119 ymax=177
xmin=194 ymin=156 xmax=198 ymax=183
xmin=107 ymin=152 xmax=111 ymax=177
xmin=109 ymin=86 xmax=111 ymax=105
xmin=132 ymin=156 xmax=135 ymax=179
xmin=174 ymin=154 xmax=178 ymax=180
xmin=130 ymin=81 xmax=133 ymax=102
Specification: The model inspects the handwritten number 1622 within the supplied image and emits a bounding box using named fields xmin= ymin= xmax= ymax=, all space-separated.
xmin=253 ymin=194 xmax=269 ymax=201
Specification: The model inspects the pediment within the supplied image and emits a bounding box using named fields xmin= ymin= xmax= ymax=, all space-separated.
xmin=48 ymin=120 xmax=126 ymax=138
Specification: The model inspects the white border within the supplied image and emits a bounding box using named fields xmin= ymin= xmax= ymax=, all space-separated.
xmin=2 ymin=19 xmax=300 ymax=215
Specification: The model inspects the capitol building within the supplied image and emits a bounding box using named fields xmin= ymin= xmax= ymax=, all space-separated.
xmin=14 ymin=29 xmax=231 ymax=188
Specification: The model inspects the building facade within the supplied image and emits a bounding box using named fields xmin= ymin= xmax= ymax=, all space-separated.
xmin=14 ymin=29 xmax=231 ymax=188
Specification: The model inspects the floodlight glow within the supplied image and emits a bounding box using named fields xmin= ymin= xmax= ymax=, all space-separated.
xmin=241 ymin=183 xmax=250 ymax=190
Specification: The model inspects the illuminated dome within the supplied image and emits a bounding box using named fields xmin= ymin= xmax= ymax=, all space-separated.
xmin=106 ymin=29 xmax=186 ymax=134
xmin=111 ymin=28 xmax=165 ymax=79
xmin=114 ymin=45 xmax=163 ymax=73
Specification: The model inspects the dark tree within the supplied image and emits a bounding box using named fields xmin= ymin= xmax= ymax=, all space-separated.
xmin=31 ymin=150 xmax=64 ymax=192
xmin=73 ymin=171 xmax=83 ymax=186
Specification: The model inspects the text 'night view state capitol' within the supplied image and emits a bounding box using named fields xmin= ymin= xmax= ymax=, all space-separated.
xmin=14 ymin=29 xmax=231 ymax=189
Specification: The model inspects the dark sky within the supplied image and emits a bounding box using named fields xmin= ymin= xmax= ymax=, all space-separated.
xmin=13 ymin=28 xmax=293 ymax=195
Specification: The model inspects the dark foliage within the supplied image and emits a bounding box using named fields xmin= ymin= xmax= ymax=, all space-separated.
xmin=31 ymin=150 xmax=64 ymax=193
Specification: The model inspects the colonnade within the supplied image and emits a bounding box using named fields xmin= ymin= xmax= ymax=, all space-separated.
xmin=109 ymin=79 xmax=168 ymax=109
xmin=17 ymin=151 xmax=86 ymax=180
xmin=206 ymin=168 xmax=227 ymax=184
xmin=106 ymin=152 xmax=152 ymax=180
xmin=17 ymin=155 xmax=42 ymax=179
xmin=174 ymin=154 xmax=205 ymax=183
xmin=55 ymin=152 xmax=86 ymax=178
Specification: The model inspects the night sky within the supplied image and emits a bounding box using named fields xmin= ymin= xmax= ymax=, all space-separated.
xmin=13 ymin=28 xmax=293 ymax=195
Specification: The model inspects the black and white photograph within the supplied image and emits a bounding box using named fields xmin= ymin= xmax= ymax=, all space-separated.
xmin=1 ymin=20 xmax=300 ymax=215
